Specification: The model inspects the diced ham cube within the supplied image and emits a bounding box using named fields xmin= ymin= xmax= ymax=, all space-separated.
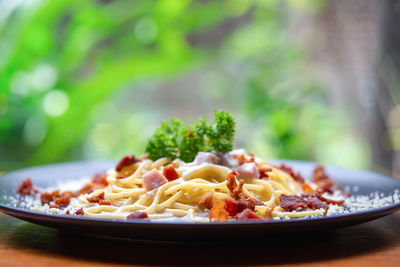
xmin=194 ymin=152 xmax=219 ymax=165
xmin=214 ymin=152 xmax=238 ymax=168
xmin=143 ymin=169 xmax=168 ymax=191
xmin=237 ymin=162 xmax=260 ymax=179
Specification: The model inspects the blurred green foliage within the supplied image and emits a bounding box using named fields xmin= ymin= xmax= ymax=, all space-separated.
xmin=0 ymin=0 xmax=369 ymax=171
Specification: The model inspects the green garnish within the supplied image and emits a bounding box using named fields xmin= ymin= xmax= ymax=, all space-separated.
xmin=145 ymin=110 xmax=235 ymax=162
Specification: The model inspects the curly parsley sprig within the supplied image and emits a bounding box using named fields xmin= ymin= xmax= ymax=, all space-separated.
xmin=145 ymin=110 xmax=235 ymax=162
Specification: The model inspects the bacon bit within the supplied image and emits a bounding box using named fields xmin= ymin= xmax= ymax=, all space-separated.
xmin=318 ymin=195 xmax=345 ymax=206
xmin=279 ymin=164 xmax=305 ymax=183
xmin=226 ymin=171 xmax=246 ymax=200
xmin=209 ymin=199 xmax=229 ymax=221
xmin=91 ymin=172 xmax=108 ymax=187
xmin=49 ymin=204 xmax=59 ymax=209
xmin=65 ymin=210 xmax=70 ymax=215
xmin=302 ymin=193 xmax=329 ymax=210
xmin=234 ymin=154 xmax=247 ymax=166
xmin=247 ymin=197 xmax=263 ymax=207
xmin=163 ymin=164 xmax=179 ymax=181
xmin=127 ymin=211 xmax=149 ymax=219
xmin=225 ymin=171 xmax=264 ymax=211
xmin=302 ymin=183 xmax=315 ymax=193
xmin=226 ymin=171 xmax=239 ymax=197
xmin=313 ymin=165 xmax=334 ymax=188
xmin=115 ymin=155 xmax=140 ymax=172
xmin=199 ymin=193 xmax=214 ymax=210
xmin=234 ymin=208 xmax=264 ymax=221
xmin=99 ymin=199 xmax=111 ymax=205
xmin=224 ymin=198 xmax=248 ymax=216
xmin=51 ymin=190 xmax=60 ymax=198
xmin=233 ymin=152 xmax=255 ymax=166
xmin=87 ymin=192 xmax=105 ymax=203
xmin=74 ymin=208 xmax=84 ymax=215
xmin=62 ymin=191 xmax=76 ymax=197
xmin=265 ymin=207 xmax=275 ymax=220
xmin=280 ymin=193 xmax=344 ymax=212
xmin=40 ymin=192 xmax=53 ymax=205
xmin=77 ymin=183 xmax=95 ymax=195
xmin=279 ymin=194 xmax=308 ymax=211
xmin=116 ymin=176 xmax=126 ymax=179
xmin=54 ymin=195 xmax=71 ymax=207
xmin=17 ymin=178 xmax=36 ymax=195
xmin=324 ymin=209 xmax=328 ymax=215
xmin=316 ymin=185 xmax=334 ymax=194
xmin=233 ymin=179 xmax=245 ymax=200
xmin=259 ymin=167 xmax=272 ymax=179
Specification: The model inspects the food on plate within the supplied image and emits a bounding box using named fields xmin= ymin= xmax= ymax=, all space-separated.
xmin=17 ymin=110 xmax=347 ymax=222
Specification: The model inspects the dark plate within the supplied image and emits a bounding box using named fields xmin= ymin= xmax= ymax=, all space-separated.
xmin=0 ymin=161 xmax=400 ymax=241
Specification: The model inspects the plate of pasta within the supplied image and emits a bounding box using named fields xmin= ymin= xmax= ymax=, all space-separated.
xmin=1 ymin=111 xmax=400 ymax=240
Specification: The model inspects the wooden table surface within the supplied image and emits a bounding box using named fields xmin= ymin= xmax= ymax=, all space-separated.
xmin=0 ymin=212 xmax=399 ymax=267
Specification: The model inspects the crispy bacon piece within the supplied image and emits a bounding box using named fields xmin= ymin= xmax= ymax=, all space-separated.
xmin=87 ymin=192 xmax=105 ymax=203
xmin=199 ymin=193 xmax=214 ymax=210
xmin=302 ymin=193 xmax=329 ymax=210
xmin=77 ymin=172 xmax=109 ymax=195
xmin=163 ymin=164 xmax=179 ymax=181
xmin=17 ymin=178 xmax=36 ymax=195
xmin=280 ymin=193 xmax=344 ymax=212
xmin=40 ymin=192 xmax=53 ymax=205
xmin=61 ymin=191 xmax=76 ymax=197
xmin=209 ymin=199 xmax=229 ymax=221
xmin=234 ymin=208 xmax=263 ymax=221
xmin=77 ymin=183 xmax=95 ymax=195
xmin=115 ymin=155 xmax=140 ymax=172
xmin=99 ymin=199 xmax=111 ymax=205
xmin=54 ymin=195 xmax=71 ymax=207
xmin=74 ymin=208 xmax=84 ymax=215
xmin=237 ymin=162 xmax=260 ymax=179
xmin=233 ymin=152 xmax=256 ymax=166
xmin=127 ymin=211 xmax=149 ymax=219
xmin=225 ymin=171 xmax=264 ymax=211
xmin=247 ymin=197 xmax=263 ymax=207
xmin=226 ymin=171 xmax=246 ymax=200
xmin=91 ymin=172 xmax=108 ymax=187
xmin=49 ymin=204 xmax=59 ymax=209
xmin=318 ymin=194 xmax=345 ymax=206
xmin=226 ymin=171 xmax=239 ymax=196
xmin=279 ymin=194 xmax=308 ymax=211
xmin=279 ymin=164 xmax=304 ymax=183
xmin=259 ymin=167 xmax=272 ymax=179
xmin=316 ymin=185 xmax=334 ymax=194
xmin=313 ymin=165 xmax=334 ymax=188
xmin=224 ymin=198 xmax=248 ymax=216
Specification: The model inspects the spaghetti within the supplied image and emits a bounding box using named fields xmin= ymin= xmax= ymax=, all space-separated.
xmin=21 ymin=149 xmax=345 ymax=222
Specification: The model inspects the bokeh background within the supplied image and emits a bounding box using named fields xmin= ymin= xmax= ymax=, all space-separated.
xmin=0 ymin=0 xmax=399 ymax=176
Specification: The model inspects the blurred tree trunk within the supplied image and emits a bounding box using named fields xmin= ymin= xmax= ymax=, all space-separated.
xmin=309 ymin=0 xmax=394 ymax=172
xmin=381 ymin=0 xmax=400 ymax=176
